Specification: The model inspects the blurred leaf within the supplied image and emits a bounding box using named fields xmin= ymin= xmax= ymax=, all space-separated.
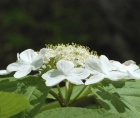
xmin=0 ymin=75 xmax=50 ymax=118
xmin=5 ymin=33 xmax=30 ymax=46
xmin=2 ymin=9 xmax=37 ymax=26
xmin=0 ymin=92 xmax=29 ymax=118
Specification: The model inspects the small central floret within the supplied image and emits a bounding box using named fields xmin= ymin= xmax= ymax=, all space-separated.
xmin=44 ymin=43 xmax=98 ymax=67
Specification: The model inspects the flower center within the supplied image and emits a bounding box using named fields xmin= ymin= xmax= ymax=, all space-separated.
xmin=44 ymin=43 xmax=98 ymax=67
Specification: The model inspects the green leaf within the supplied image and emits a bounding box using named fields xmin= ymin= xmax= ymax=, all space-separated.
xmin=38 ymin=101 xmax=60 ymax=113
xmin=92 ymin=79 xmax=140 ymax=118
xmin=35 ymin=107 xmax=123 ymax=118
xmin=86 ymin=104 xmax=99 ymax=109
xmin=0 ymin=92 xmax=29 ymax=118
xmin=0 ymin=75 xmax=50 ymax=118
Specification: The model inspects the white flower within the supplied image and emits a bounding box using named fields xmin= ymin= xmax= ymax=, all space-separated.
xmin=85 ymin=55 xmax=125 ymax=85
xmin=0 ymin=49 xmax=46 ymax=78
xmin=42 ymin=60 xmax=90 ymax=86
xmin=112 ymin=60 xmax=140 ymax=79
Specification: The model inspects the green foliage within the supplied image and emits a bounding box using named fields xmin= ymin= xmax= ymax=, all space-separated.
xmin=47 ymin=85 xmax=90 ymax=100
xmin=0 ymin=91 xmax=29 ymax=118
xmin=35 ymin=107 xmax=123 ymax=118
xmin=0 ymin=74 xmax=140 ymax=118
xmin=92 ymin=79 xmax=140 ymax=118
xmin=0 ymin=75 xmax=50 ymax=118
xmin=38 ymin=101 xmax=60 ymax=113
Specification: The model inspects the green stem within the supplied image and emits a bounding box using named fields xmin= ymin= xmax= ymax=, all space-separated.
xmin=65 ymin=81 xmax=69 ymax=105
xmin=67 ymin=83 xmax=74 ymax=105
xmin=49 ymin=90 xmax=65 ymax=107
xmin=65 ymin=81 xmax=74 ymax=105
xmin=69 ymin=85 xmax=87 ymax=105
xmin=57 ymin=84 xmax=65 ymax=103
xmin=70 ymin=93 xmax=94 ymax=106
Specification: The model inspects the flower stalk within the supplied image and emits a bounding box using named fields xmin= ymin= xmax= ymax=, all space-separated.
xmin=69 ymin=85 xmax=87 ymax=105
xmin=49 ymin=90 xmax=65 ymax=107
xmin=57 ymin=84 xmax=65 ymax=103
xmin=65 ymin=81 xmax=74 ymax=105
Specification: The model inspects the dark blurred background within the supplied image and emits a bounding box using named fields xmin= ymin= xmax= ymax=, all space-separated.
xmin=1 ymin=0 xmax=140 ymax=69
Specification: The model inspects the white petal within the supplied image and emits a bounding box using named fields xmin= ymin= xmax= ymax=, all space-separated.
xmin=36 ymin=48 xmax=47 ymax=64
xmin=106 ymin=71 xmax=126 ymax=81
xmin=31 ymin=58 xmax=43 ymax=70
xmin=42 ymin=70 xmax=65 ymax=86
xmin=0 ymin=70 xmax=11 ymax=75
xmin=56 ymin=60 xmax=74 ymax=75
xmin=86 ymin=69 xmax=100 ymax=75
xmin=123 ymin=60 xmax=136 ymax=65
xmin=127 ymin=69 xmax=140 ymax=79
xmin=124 ymin=64 xmax=139 ymax=72
xmin=134 ymin=69 xmax=140 ymax=75
xmin=17 ymin=53 xmax=20 ymax=61
xmin=67 ymin=77 xmax=84 ymax=85
xmin=7 ymin=62 xmax=26 ymax=72
xmin=14 ymin=65 xmax=32 ymax=78
xmin=39 ymin=48 xmax=47 ymax=56
xmin=20 ymin=49 xmax=38 ymax=63
xmin=31 ymin=49 xmax=46 ymax=70
xmin=100 ymin=55 xmax=113 ymax=74
xmin=42 ymin=70 xmax=65 ymax=79
xmin=85 ymin=74 xmax=104 ymax=85
xmin=45 ymin=77 xmax=65 ymax=86
xmin=68 ymin=68 xmax=90 ymax=80
xmin=111 ymin=61 xmax=126 ymax=72
xmin=85 ymin=58 xmax=103 ymax=73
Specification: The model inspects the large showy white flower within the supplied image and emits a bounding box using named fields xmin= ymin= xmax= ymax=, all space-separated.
xmin=0 ymin=49 xmax=46 ymax=78
xmin=85 ymin=55 xmax=126 ymax=85
xmin=112 ymin=60 xmax=140 ymax=79
xmin=42 ymin=60 xmax=90 ymax=86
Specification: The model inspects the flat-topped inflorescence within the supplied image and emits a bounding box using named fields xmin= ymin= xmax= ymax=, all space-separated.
xmin=44 ymin=43 xmax=98 ymax=67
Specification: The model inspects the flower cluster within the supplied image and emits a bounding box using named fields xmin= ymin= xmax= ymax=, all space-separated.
xmin=43 ymin=43 xmax=98 ymax=67
xmin=0 ymin=43 xmax=140 ymax=86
